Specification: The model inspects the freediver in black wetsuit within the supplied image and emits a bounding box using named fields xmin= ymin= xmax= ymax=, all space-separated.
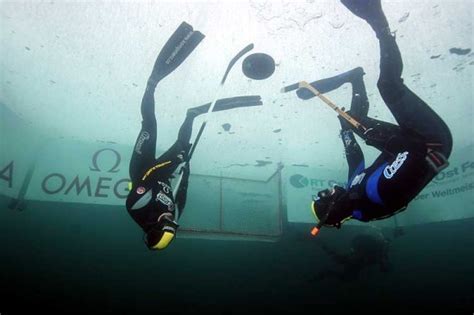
xmin=291 ymin=0 xmax=453 ymax=233
xmin=125 ymin=23 xmax=262 ymax=250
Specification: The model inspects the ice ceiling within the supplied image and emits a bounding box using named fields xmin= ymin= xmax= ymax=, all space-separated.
xmin=1 ymin=0 xmax=472 ymax=179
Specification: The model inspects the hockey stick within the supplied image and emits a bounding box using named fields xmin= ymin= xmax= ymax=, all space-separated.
xmin=172 ymin=43 xmax=254 ymax=217
xmin=282 ymin=81 xmax=367 ymax=132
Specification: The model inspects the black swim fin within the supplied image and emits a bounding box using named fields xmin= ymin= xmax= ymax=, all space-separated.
xmin=148 ymin=22 xmax=205 ymax=87
xmin=187 ymin=95 xmax=263 ymax=117
xmin=283 ymin=67 xmax=365 ymax=100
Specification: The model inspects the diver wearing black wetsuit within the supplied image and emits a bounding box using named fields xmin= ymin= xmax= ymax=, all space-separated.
xmin=126 ymin=72 xmax=197 ymax=250
xmin=126 ymin=23 xmax=263 ymax=250
xmin=124 ymin=22 xmax=207 ymax=251
xmin=299 ymin=0 xmax=453 ymax=229
xmin=126 ymin=65 xmax=263 ymax=250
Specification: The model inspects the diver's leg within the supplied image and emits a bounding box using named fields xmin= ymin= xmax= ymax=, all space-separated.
xmin=129 ymin=84 xmax=158 ymax=182
xmin=337 ymin=73 xmax=403 ymax=157
xmin=342 ymin=0 xmax=452 ymax=158
xmin=338 ymin=74 xmax=368 ymax=184
xmin=340 ymin=129 xmax=365 ymax=186
xmin=338 ymin=75 xmax=369 ymax=183
xmin=337 ymin=71 xmax=370 ymax=133
xmin=152 ymin=109 xmax=199 ymax=179
xmin=177 ymin=109 xmax=198 ymax=148
xmin=377 ymin=18 xmax=452 ymax=157
xmin=341 ymin=0 xmax=390 ymax=38
xmin=348 ymin=71 xmax=369 ymax=119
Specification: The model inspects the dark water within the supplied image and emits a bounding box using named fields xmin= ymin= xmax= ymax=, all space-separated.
xmin=1 ymin=196 xmax=473 ymax=314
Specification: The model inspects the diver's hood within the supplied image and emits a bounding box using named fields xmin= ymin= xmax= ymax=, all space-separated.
xmin=145 ymin=214 xmax=179 ymax=250
xmin=313 ymin=185 xmax=348 ymax=228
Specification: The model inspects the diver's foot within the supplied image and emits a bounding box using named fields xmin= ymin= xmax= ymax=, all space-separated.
xmin=341 ymin=0 xmax=390 ymax=36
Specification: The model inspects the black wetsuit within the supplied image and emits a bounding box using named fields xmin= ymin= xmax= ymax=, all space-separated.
xmin=126 ymin=83 xmax=191 ymax=233
xmin=346 ymin=31 xmax=452 ymax=221
xmin=301 ymin=17 xmax=452 ymax=222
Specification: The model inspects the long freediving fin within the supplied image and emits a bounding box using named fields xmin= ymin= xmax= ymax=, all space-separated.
xmin=188 ymin=95 xmax=263 ymax=115
xmin=148 ymin=21 xmax=205 ymax=86
xmin=283 ymin=81 xmax=367 ymax=131
xmin=212 ymin=95 xmax=263 ymax=112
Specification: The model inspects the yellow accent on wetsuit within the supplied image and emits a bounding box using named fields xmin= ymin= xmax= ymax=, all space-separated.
xmin=152 ymin=231 xmax=175 ymax=250
xmin=141 ymin=161 xmax=172 ymax=181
